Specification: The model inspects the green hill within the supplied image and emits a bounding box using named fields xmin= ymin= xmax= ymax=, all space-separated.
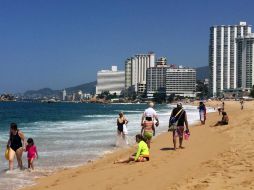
xmin=24 ymin=81 xmax=96 ymax=98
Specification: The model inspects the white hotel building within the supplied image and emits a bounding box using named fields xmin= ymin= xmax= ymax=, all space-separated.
xmin=209 ymin=21 xmax=252 ymax=97
xmin=236 ymin=33 xmax=254 ymax=90
xmin=125 ymin=52 xmax=155 ymax=93
xmin=166 ymin=68 xmax=196 ymax=97
xmin=96 ymin=66 xmax=125 ymax=95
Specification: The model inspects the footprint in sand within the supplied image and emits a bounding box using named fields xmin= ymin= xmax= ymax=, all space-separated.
xmin=151 ymin=163 xmax=159 ymax=169
xmin=105 ymin=185 xmax=113 ymax=190
xmin=71 ymin=174 xmax=78 ymax=178
xmin=192 ymin=183 xmax=209 ymax=190
xmin=137 ymin=170 xmax=144 ymax=176
xmin=241 ymin=180 xmax=253 ymax=187
xmin=123 ymin=176 xmax=135 ymax=184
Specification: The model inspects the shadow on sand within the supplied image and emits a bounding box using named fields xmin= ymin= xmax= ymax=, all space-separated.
xmin=160 ymin=147 xmax=175 ymax=151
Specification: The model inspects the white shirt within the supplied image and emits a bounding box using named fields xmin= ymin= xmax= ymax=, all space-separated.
xmin=144 ymin=107 xmax=157 ymax=118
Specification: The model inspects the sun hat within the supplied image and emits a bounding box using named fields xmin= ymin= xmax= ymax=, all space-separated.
xmin=177 ymin=102 xmax=182 ymax=108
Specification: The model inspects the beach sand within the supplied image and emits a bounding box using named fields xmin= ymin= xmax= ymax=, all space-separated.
xmin=23 ymin=101 xmax=254 ymax=190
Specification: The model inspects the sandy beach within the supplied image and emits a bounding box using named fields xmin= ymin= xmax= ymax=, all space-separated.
xmin=23 ymin=101 xmax=254 ymax=190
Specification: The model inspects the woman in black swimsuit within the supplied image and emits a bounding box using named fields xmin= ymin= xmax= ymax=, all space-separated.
xmin=117 ymin=112 xmax=128 ymax=143
xmin=7 ymin=123 xmax=26 ymax=170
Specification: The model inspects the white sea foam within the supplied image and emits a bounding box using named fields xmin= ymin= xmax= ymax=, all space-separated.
xmin=0 ymin=104 xmax=213 ymax=190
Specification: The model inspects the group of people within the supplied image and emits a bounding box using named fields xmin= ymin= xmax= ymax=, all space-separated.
xmin=116 ymin=100 xmax=234 ymax=164
xmin=6 ymin=123 xmax=38 ymax=171
xmin=115 ymin=101 xmax=190 ymax=163
xmin=6 ymin=100 xmax=233 ymax=169
xmin=214 ymin=101 xmax=229 ymax=126
xmin=198 ymin=100 xmax=229 ymax=127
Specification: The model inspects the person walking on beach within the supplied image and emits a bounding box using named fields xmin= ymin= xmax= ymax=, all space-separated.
xmin=198 ymin=102 xmax=206 ymax=125
xmin=141 ymin=117 xmax=154 ymax=148
xmin=169 ymin=103 xmax=189 ymax=150
xmin=141 ymin=101 xmax=159 ymax=135
xmin=240 ymin=100 xmax=244 ymax=110
xmin=114 ymin=134 xmax=149 ymax=163
xmin=218 ymin=107 xmax=222 ymax=115
xmin=6 ymin=123 xmax=26 ymax=170
xmin=116 ymin=112 xmax=128 ymax=146
xmin=25 ymin=138 xmax=38 ymax=170
xmin=222 ymin=101 xmax=225 ymax=110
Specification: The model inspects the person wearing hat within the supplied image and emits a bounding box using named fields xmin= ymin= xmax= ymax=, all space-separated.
xmin=169 ymin=102 xmax=189 ymax=150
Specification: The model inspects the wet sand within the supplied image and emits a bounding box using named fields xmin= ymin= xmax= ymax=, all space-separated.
xmin=23 ymin=101 xmax=254 ymax=190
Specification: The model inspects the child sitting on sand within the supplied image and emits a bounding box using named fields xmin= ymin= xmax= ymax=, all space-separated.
xmin=141 ymin=117 xmax=155 ymax=148
xmin=115 ymin=134 xmax=149 ymax=163
xmin=25 ymin=138 xmax=38 ymax=170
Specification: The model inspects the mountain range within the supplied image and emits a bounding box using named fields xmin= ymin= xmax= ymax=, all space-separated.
xmin=23 ymin=81 xmax=96 ymax=98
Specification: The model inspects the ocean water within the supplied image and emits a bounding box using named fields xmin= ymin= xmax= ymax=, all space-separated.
xmin=0 ymin=102 xmax=214 ymax=190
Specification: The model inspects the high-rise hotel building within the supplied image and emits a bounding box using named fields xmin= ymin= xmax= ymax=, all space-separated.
xmin=96 ymin=66 xmax=125 ymax=95
xmin=166 ymin=67 xmax=196 ymax=98
xmin=236 ymin=33 xmax=254 ymax=89
xmin=209 ymin=21 xmax=252 ymax=96
xmin=125 ymin=52 xmax=155 ymax=93
xmin=146 ymin=57 xmax=168 ymax=98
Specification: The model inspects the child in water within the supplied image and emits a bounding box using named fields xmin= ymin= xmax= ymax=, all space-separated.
xmin=114 ymin=134 xmax=149 ymax=163
xmin=25 ymin=138 xmax=38 ymax=170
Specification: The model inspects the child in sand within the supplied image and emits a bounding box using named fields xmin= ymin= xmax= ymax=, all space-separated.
xmin=25 ymin=138 xmax=38 ymax=170
xmin=115 ymin=134 xmax=149 ymax=163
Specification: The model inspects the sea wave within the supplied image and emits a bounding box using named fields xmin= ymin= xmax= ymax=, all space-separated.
xmin=0 ymin=103 xmax=207 ymax=190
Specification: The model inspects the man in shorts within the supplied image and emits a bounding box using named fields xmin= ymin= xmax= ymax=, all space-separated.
xmin=170 ymin=102 xmax=189 ymax=150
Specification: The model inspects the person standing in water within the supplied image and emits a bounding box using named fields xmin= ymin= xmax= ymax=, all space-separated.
xmin=25 ymin=138 xmax=39 ymax=170
xmin=116 ymin=112 xmax=128 ymax=145
xmin=198 ymin=102 xmax=206 ymax=125
xmin=7 ymin=123 xmax=26 ymax=170
xmin=169 ymin=103 xmax=189 ymax=150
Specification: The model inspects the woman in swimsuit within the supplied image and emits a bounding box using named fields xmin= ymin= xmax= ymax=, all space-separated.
xmin=141 ymin=117 xmax=154 ymax=148
xmin=116 ymin=112 xmax=128 ymax=145
xmin=7 ymin=123 xmax=26 ymax=170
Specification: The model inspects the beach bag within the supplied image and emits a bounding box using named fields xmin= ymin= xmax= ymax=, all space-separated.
xmin=123 ymin=124 xmax=128 ymax=135
xmin=184 ymin=131 xmax=190 ymax=140
xmin=5 ymin=148 xmax=10 ymax=160
xmin=168 ymin=109 xmax=183 ymax=131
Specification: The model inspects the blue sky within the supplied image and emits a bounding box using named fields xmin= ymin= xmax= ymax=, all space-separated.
xmin=1 ymin=0 xmax=254 ymax=93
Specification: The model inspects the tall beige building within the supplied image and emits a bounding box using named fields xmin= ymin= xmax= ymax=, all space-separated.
xmin=125 ymin=52 xmax=155 ymax=93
